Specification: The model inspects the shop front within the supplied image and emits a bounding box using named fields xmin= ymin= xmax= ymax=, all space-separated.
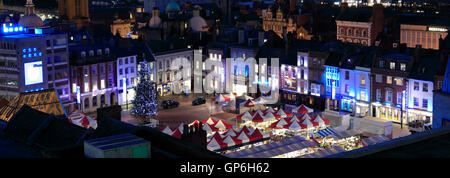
xmin=371 ymin=102 xmax=406 ymax=123
xmin=326 ymin=98 xmax=340 ymax=111
xmin=355 ymin=102 xmax=370 ymax=117
xmin=340 ymin=96 xmax=355 ymax=114
xmin=407 ymin=109 xmax=433 ymax=132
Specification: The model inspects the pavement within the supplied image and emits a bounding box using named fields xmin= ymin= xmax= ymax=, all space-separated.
xmin=121 ymin=93 xmax=238 ymax=129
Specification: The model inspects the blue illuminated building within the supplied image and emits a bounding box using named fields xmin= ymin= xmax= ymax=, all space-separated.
xmin=0 ymin=23 xmax=71 ymax=112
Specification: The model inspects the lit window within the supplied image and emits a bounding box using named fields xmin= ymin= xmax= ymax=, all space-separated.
xmin=400 ymin=63 xmax=406 ymax=71
xmin=423 ymin=83 xmax=428 ymax=92
xmin=390 ymin=62 xmax=396 ymax=70
xmin=386 ymin=76 xmax=392 ymax=84
xmin=414 ymin=82 xmax=419 ymax=91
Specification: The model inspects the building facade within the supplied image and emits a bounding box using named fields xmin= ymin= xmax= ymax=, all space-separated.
xmin=116 ymin=55 xmax=137 ymax=106
xmin=69 ymin=45 xmax=118 ymax=113
xmin=0 ymin=24 xmax=71 ymax=110
xmin=400 ymin=24 xmax=448 ymax=50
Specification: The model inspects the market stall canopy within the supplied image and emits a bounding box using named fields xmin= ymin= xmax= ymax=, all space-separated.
xmin=224 ymin=129 xmax=237 ymax=137
xmin=69 ymin=110 xmax=97 ymax=129
xmin=237 ymin=131 xmax=250 ymax=142
xmin=202 ymin=123 xmax=219 ymax=132
xmin=316 ymin=128 xmax=337 ymax=137
xmin=212 ymin=94 xmax=231 ymax=102
xmin=314 ymin=115 xmax=330 ymax=126
xmin=161 ymin=125 xmax=174 ymax=135
xmin=207 ymin=137 xmax=224 ymax=150
xmin=178 ymin=123 xmax=184 ymax=133
xmin=301 ymin=113 xmax=314 ymax=121
xmin=263 ymin=111 xmax=279 ymax=121
xmin=171 ymin=129 xmax=182 ymax=139
xmin=242 ymin=99 xmax=256 ymax=108
xmin=251 ymin=112 xmax=265 ymax=123
xmin=293 ymin=104 xmax=313 ymax=114
xmin=332 ymin=129 xmax=362 ymax=140
xmin=189 ymin=120 xmax=200 ymax=127
xmin=284 ymin=121 xmax=304 ymax=130
xmin=225 ymin=136 xmax=319 ymax=158
xmin=276 ymin=108 xmax=293 ymax=118
xmin=299 ymin=146 xmax=345 ymax=158
xmin=203 ymin=117 xmax=218 ymax=125
xmin=290 ymin=115 xmax=301 ymax=123
xmin=237 ymin=125 xmax=251 ymax=134
xmin=222 ymin=135 xmax=236 ymax=147
xmin=227 ymin=93 xmax=236 ymax=100
xmin=362 ymin=135 xmax=390 ymax=147
xmin=237 ymin=111 xmax=253 ymax=120
xmin=302 ymin=117 xmax=318 ymax=128
xmin=214 ymin=120 xmax=233 ymax=130
xmin=265 ymin=107 xmax=276 ymax=113
xmin=248 ymin=140 xmax=318 ymax=158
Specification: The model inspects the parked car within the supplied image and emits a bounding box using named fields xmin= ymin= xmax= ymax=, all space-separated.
xmin=192 ymin=97 xmax=206 ymax=106
xmin=162 ymin=100 xmax=179 ymax=109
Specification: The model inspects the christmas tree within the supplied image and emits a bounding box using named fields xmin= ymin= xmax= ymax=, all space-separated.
xmin=131 ymin=61 xmax=158 ymax=123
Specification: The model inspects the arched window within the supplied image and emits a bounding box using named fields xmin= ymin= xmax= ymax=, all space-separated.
xmin=84 ymin=98 xmax=89 ymax=109
xmin=105 ymin=48 xmax=110 ymax=55
xmin=347 ymin=29 xmax=352 ymax=36
xmin=81 ymin=51 xmax=86 ymax=58
xmin=97 ymin=49 xmax=102 ymax=55
xmin=354 ymin=39 xmax=359 ymax=43
xmin=89 ymin=50 xmax=94 ymax=56
xmin=92 ymin=96 xmax=97 ymax=107
xmin=355 ymin=29 xmax=360 ymax=37
xmin=340 ymin=28 xmax=345 ymax=35
xmin=362 ymin=30 xmax=367 ymax=37
xmin=100 ymin=94 xmax=105 ymax=106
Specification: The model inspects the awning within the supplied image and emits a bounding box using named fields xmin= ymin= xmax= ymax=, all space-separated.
xmin=332 ymin=129 xmax=362 ymax=140
xmin=299 ymin=146 xmax=346 ymax=158
xmin=316 ymin=128 xmax=337 ymax=137
xmin=248 ymin=140 xmax=318 ymax=158
xmin=362 ymin=135 xmax=390 ymax=146
xmin=224 ymin=136 xmax=312 ymax=158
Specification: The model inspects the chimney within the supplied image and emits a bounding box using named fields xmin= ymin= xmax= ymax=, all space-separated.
xmin=238 ymin=28 xmax=245 ymax=44
xmin=258 ymin=30 xmax=265 ymax=46
xmin=340 ymin=3 xmax=348 ymax=14
xmin=290 ymin=0 xmax=296 ymax=14
xmin=413 ymin=44 xmax=422 ymax=64
xmin=372 ymin=3 xmax=385 ymax=36
xmin=152 ymin=7 xmax=159 ymax=18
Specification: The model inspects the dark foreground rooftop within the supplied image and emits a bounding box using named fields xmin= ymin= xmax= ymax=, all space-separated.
xmin=329 ymin=125 xmax=450 ymax=158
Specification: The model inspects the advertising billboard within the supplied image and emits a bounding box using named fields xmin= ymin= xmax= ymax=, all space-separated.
xmin=24 ymin=61 xmax=43 ymax=85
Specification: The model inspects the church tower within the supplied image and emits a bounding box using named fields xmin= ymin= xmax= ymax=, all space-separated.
xmin=58 ymin=0 xmax=90 ymax=28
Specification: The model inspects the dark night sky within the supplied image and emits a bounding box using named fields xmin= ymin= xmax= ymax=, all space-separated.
xmin=3 ymin=0 xmax=58 ymax=9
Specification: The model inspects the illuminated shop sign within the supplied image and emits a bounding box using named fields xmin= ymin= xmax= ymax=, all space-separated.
xmin=22 ymin=47 xmax=42 ymax=59
xmin=24 ymin=61 xmax=43 ymax=85
xmin=428 ymin=27 xmax=448 ymax=32
xmin=1 ymin=23 xmax=27 ymax=34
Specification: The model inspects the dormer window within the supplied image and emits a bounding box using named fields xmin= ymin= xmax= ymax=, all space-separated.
xmin=89 ymin=50 xmax=94 ymax=56
xmin=105 ymin=48 xmax=110 ymax=55
xmin=81 ymin=51 xmax=86 ymax=58
xmin=97 ymin=49 xmax=102 ymax=55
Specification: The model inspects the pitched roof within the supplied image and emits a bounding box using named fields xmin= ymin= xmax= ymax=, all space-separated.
xmin=409 ymin=55 xmax=441 ymax=81
xmin=0 ymin=89 xmax=67 ymax=122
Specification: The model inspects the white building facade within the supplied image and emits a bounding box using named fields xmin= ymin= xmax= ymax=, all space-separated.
xmin=117 ymin=55 xmax=138 ymax=106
